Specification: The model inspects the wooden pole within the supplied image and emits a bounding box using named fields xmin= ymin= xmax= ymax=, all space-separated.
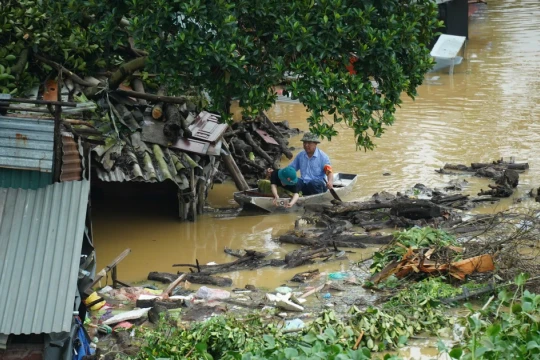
xmin=221 ymin=140 xmax=249 ymax=191
xmin=52 ymin=73 xmax=63 ymax=183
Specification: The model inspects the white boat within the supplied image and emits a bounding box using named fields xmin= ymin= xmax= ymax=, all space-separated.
xmin=233 ymin=173 xmax=358 ymax=213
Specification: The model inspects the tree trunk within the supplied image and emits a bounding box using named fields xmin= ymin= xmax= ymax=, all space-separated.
xmin=109 ymin=56 xmax=147 ymax=90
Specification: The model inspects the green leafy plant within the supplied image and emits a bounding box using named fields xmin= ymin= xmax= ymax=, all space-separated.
xmin=350 ymin=278 xmax=454 ymax=352
xmin=441 ymin=273 xmax=540 ymax=359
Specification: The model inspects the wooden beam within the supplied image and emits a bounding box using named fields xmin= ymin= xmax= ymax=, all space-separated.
xmin=114 ymin=89 xmax=193 ymax=105
xmin=1 ymin=97 xmax=78 ymax=107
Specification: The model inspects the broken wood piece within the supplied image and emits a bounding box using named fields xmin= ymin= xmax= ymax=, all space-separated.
xmin=353 ymin=331 xmax=365 ymax=350
xmin=85 ymin=248 xmax=131 ymax=293
xmin=300 ymin=282 xmax=327 ymax=298
xmin=131 ymin=78 xmax=148 ymax=106
xmin=152 ymin=86 xmax=167 ymax=119
xmin=161 ymin=273 xmax=187 ymax=298
xmin=449 ymin=254 xmax=495 ymax=279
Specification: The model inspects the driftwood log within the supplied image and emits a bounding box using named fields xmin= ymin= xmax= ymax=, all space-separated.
xmin=284 ymin=247 xmax=347 ymax=268
xmin=172 ymin=249 xmax=284 ymax=275
xmin=279 ymin=234 xmax=393 ymax=248
xmin=148 ymin=271 xmax=233 ymax=287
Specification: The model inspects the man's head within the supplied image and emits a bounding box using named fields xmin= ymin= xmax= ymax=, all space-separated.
xmin=278 ymin=167 xmax=298 ymax=186
xmin=301 ymin=132 xmax=320 ymax=156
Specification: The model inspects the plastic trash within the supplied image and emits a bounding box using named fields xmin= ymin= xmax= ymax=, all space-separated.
xmin=284 ymin=319 xmax=305 ymax=331
xmin=322 ymin=293 xmax=332 ymax=299
xmin=98 ymin=286 xmax=113 ymax=294
xmin=195 ymin=286 xmax=231 ymax=301
xmin=275 ymin=286 xmax=292 ymax=294
xmin=102 ymin=308 xmax=152 ymax=326
xmin=97 ymin=324 xmax=112 ymax=334
xmin=328 ymin=272 xmax=348 ymax=280
xmin=141 ymin=284 xmax=158 ymax=290
xmin=84 ymin=291 xmax=106 ymax=311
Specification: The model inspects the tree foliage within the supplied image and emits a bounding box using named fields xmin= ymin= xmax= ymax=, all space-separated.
xmin=0 ymin=0 xmax=440 ymax=149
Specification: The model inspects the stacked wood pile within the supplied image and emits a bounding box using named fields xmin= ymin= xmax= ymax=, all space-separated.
xmin=218 ymin=114 xmax=301 ymax=187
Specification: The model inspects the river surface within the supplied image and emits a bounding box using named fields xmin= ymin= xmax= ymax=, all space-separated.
xmin=93 ymin=0 xmax=540 ymax=297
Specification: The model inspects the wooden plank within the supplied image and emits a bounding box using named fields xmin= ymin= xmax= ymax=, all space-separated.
xmin=85 ymin=248 xmax=131 ymax=292
xmin=255 ymin=129 xmax=279 ymax=145
xmin=189 ymin=111 xmax=228 ymax=143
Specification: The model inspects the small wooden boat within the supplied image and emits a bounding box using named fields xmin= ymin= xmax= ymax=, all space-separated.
xmin=233 ymin=173 xmax=358 ymax=213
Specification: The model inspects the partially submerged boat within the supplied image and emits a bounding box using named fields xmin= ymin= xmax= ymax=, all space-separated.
xmin=233 ymin=173 xmax=358 ymax=213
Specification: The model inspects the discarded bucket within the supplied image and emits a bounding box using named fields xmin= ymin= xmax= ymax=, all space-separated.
xmin=84 ymin=292 xmax=106 ymax=311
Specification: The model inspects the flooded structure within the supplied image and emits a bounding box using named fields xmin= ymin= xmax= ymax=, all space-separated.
xmin=0 ymin=102 xmax=94 ymax=359
xmin=437 ymin=0 xmax=470 ymax=38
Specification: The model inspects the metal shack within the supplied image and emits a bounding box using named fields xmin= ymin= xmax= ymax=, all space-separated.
xmin=0 ymin=110 xmax=95 ymax=360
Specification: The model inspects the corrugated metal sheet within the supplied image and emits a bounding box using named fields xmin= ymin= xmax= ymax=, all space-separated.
xmin=0 ymin=116 xmax=54 ymax=172
xmin=0 ymin=168 xmax=52 ymax=189
xmin=60 ymin=133 xmax=82 ymax=182
xmin=0 ymin=180 xmax=90 ymax=336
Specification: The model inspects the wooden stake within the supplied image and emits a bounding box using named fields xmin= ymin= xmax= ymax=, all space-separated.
xmin=162 ymin=273 xmax=187 ymax=297
xmin=353 ymin=331 xmax=364 ymax=350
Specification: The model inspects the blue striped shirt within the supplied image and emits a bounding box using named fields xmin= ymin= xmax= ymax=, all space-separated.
xmin=289 ymin=148 xmax=331 ymax=182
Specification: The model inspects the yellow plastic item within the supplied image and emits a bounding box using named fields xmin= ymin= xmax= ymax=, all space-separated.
xmin=84 ymin=291 xmax=106 ymax=311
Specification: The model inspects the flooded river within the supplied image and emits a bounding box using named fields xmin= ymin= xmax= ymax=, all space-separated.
xmin=93 ymin=0 xmax=540 ymax=293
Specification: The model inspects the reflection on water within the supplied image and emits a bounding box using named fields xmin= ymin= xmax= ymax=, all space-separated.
xmin=93 ymin=0 xmax=540 ymax=293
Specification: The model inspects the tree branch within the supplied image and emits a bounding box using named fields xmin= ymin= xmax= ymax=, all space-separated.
xmin=34 ymin=54 xmax=98 ymax=87
xmin=11 ymin=48 xmax=29 ymax=75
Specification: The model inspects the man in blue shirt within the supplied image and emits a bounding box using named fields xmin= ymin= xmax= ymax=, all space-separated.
xmin=289 ymin=132 xmax=333 ymax=195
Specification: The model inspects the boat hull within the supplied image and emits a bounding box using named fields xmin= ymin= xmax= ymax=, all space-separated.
xmin=233 ymin=173 xmax=357 ymax=213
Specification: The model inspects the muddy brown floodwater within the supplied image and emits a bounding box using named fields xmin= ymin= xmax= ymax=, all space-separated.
xmin=93 ymin=0 xmax=540 ymax=296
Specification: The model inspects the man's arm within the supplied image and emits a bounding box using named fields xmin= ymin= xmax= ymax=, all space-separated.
xmin=286 ymin=193 xmax=300 ymax=208
xmin=323 ymin=163 xmax=333 ymax=189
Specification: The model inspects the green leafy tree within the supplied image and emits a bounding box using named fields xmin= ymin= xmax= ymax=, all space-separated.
xmin=127 ymin=0 xmax=441 ymax=149
xmin=1 ymin=0 xmax=440 ymax=149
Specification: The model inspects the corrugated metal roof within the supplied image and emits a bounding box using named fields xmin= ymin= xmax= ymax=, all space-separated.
xmin=0 ymin=115 xmax=54 ymax=172
xmin=0 ymin=180 xmax=90 ymax=336
xmin=0 ymin=168 xmax=52 ymax=189
xmin=60 ymin=133 xmax=82 ymax=182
